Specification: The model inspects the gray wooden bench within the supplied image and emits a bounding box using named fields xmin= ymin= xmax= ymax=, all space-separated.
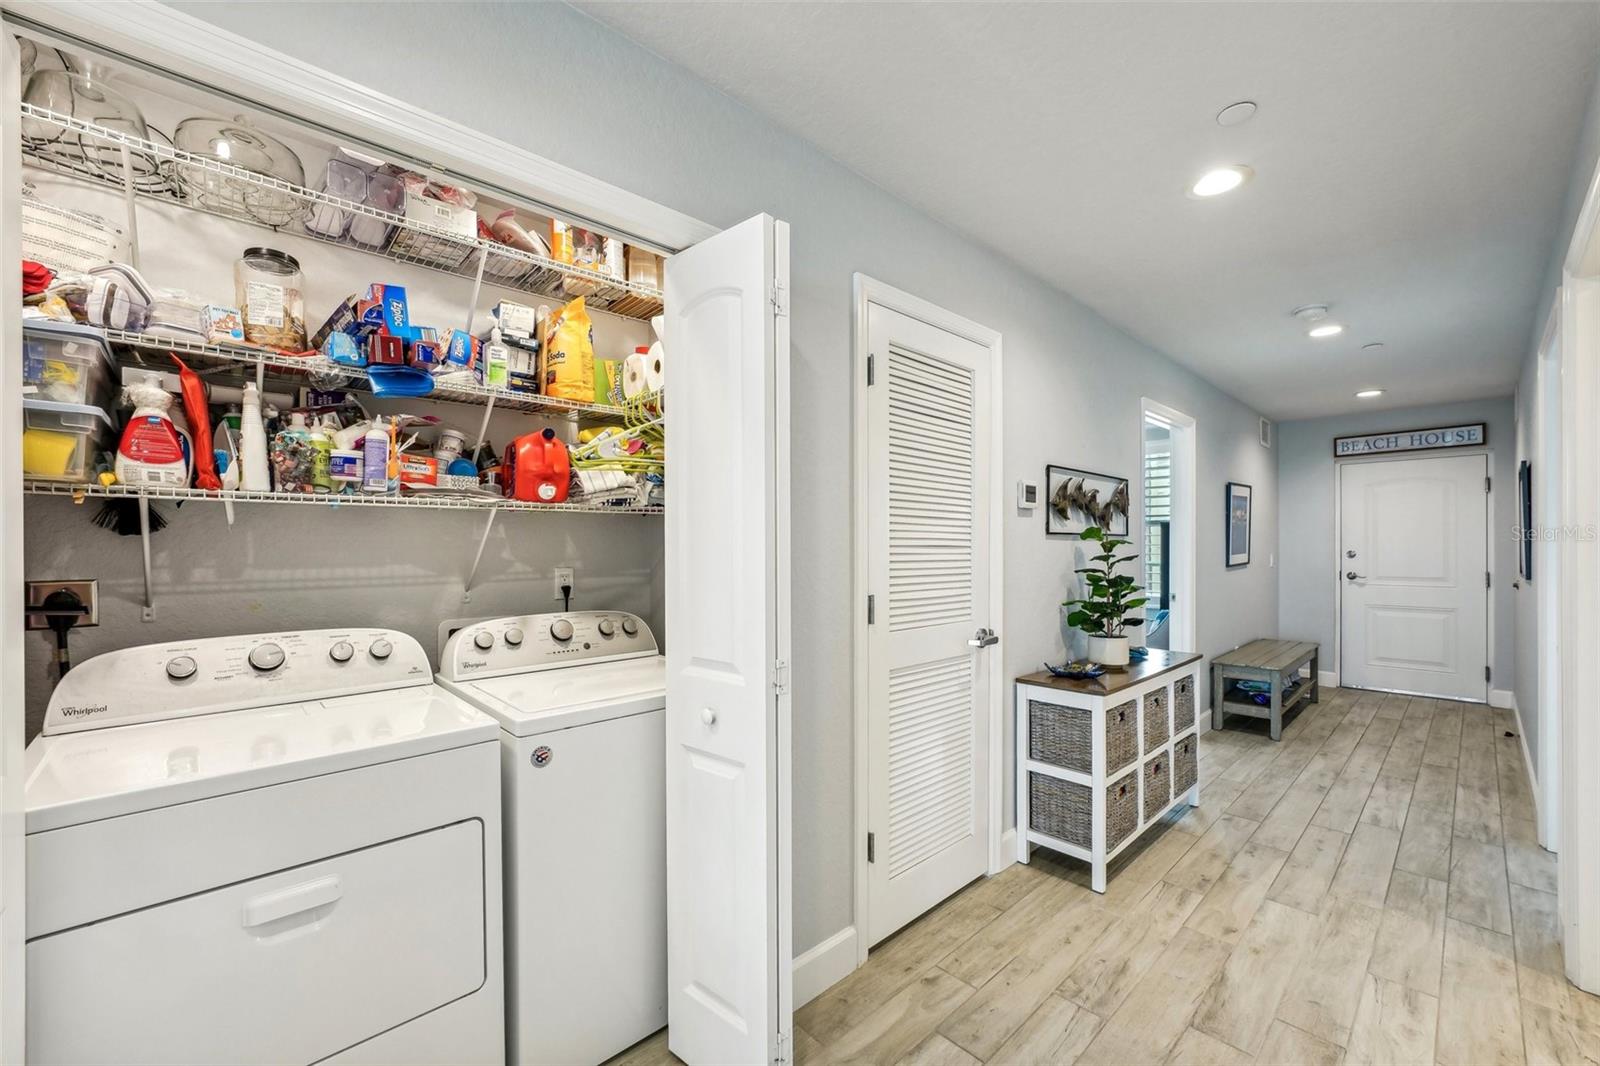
xmin=1211 ymin=639 xmax=1319 ymax=741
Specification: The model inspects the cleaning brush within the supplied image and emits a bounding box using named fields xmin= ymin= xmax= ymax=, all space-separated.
xmin=91 ymin=498 xmax=167 ymax=536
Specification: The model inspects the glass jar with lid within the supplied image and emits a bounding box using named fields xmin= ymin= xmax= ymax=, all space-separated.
xmin=234 ymin=247 xmax=306 ymax=350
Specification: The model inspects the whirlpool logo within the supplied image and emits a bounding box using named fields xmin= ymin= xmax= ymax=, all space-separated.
xmin=59 ymin=704 xmax=108 ymax=718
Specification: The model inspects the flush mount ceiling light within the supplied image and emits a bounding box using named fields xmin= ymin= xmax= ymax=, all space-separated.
xmin=1291 ymin=303 xmax=1344 ymax=338
xmin=1189 ymin=164 xmax=1253 ymax=198
xmin=1356 ymin=389 xmax=1384 ymax=398
xmin=1216 ymin=101 xmax=1258 ymax=127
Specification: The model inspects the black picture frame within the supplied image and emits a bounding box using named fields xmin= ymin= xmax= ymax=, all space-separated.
xmin=1519 ymin=459 xmax=1533 ymax=580
xmin=1045 ymin=465 xmax=1129 ymax=537
xmin=1226 ymin=481 xmax=1252 ymax=567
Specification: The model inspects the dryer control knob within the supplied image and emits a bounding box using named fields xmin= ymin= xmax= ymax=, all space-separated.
xmin=550 ymin=619 xmax=575 ymax=642
xmin=248 ymin=643 xmax=286 ymax=672
xmin=505 ymin=627 xmax=525 ymax=647
xmin=597 ymin=618 xmax=616 ymax=637
xmin=621 ymin=617 xmax=639 ymax=636
xmin=369 ymin=638 xmax=393 ymax=660
xmin=329 ymin=641 xmax=354 ymax=663
xmin=165 ymin=655 xmax=197 ymax=680
xmin=473 ymin=631 xmax=495 ymax=651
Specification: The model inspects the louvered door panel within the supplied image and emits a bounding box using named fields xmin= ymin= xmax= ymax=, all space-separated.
xmin=888 ymin=347 xmax=975 ymax=633
xmin=887 ymin=656 xmax=975 ymax=878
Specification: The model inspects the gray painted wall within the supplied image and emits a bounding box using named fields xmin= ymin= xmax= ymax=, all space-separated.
xmin=32 ymin=1 xmax=1280 ymax=958
xmin=1276 ymin=397 xmax=1516 ymax=693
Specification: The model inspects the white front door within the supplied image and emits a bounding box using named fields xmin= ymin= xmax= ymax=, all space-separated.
xmin=1339 ymin=453 xmax=1489 ymax=700
xmin=663 ymin=214 xmax=791 ymax=1065
xmin=865 ymin=302 xmax=993 ymax=947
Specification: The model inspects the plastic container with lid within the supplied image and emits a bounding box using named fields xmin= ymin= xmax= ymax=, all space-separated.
xmin=234 ymin=247 xmax=306 ymax=351
xmin=22 ymin=398 xmax=117 ymax=483
xmin=22 ymin=321 xmax=117 ymax=408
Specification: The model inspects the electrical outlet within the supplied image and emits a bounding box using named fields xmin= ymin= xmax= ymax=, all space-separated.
xmin=25 ymin=580 xmax=99 ymax=631
xmin=553 ymin=566 xmax=574 ymax=602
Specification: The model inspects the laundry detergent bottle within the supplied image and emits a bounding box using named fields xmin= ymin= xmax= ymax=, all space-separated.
xmin=114 ymin=380 xmax=189 ymax=488
xmin=504 ymin=427 xmax=570 ymax=502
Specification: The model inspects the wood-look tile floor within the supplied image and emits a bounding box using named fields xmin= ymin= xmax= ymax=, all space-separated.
xmin=610 ymin=688 xmax=1600 ymax=1065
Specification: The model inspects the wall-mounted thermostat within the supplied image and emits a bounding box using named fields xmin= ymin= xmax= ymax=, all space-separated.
xmin=1018 ymin=480 xmax=1041 ymax=510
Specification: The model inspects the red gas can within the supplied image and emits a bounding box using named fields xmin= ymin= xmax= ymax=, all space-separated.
xmin=503 ymin=427 xmax=570 ymax=503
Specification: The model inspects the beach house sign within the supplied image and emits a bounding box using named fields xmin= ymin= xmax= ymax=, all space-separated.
xmin=1333 ymin=423 xmax=1487 ymax=457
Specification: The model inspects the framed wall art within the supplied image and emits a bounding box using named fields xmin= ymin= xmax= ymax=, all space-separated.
xmin=1046 ymin=465 xmax=1129 ymax=537
xmin=1226 ymin=481 xmax=1252 ymax=567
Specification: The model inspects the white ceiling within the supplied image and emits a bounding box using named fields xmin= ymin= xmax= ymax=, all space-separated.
xmin=579 ymin=1 xmax=1600 ymax=420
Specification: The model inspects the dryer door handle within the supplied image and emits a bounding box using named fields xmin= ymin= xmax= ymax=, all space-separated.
xmin=242 ymin=875 xmax=342 ymax=929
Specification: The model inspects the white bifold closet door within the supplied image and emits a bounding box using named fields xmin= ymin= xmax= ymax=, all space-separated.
xmin=865 ymin=303 xmax=992 ymax=947
xmin=663 ymin=214 xmax=792 ymax=1066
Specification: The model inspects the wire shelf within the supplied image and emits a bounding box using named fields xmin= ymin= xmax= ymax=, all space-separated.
xmin=23 ymin=480 xmax=664 ymax=516
xmin=103 ymin=328 xmax=655 ymax=421
xmin=19 ymin=105 xmax=667 ymax=322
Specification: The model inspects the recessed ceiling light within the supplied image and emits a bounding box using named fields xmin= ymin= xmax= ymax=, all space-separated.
xmin=1190 ymin=165 xmax=1253 ymax=198
xmin=1308 ymin=323 xmax=1344 ymax=339
xmin=1216 ymin=101 xmax=1258 ymax=127
xmin=1355 ymin=389 xmax=1384 ymax=399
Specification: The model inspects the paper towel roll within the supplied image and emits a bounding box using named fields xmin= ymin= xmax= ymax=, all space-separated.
xmin=644 ymin=343 xmax=665 ymax=393
xmin=622 ymin=352 xmax=648 ymax=399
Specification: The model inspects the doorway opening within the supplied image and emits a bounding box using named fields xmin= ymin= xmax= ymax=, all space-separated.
xmin=1141 ymin=401 xmax=1196 ymax=655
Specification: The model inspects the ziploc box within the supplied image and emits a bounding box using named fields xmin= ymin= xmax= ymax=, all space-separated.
xmin=310 ymin=284 xmax=419 ymax=348
xmin=441 ymin=329 xmax=480 ymax=374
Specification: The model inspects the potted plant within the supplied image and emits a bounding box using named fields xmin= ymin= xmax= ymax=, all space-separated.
xmin=1062 ymin=525 xmax=1147 ymax=667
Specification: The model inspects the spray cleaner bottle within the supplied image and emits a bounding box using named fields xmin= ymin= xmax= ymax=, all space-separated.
xmin=239 ymin=381 xmax=270 ymax=492
xmin=115 ymin=380 xmax=189 ymax=488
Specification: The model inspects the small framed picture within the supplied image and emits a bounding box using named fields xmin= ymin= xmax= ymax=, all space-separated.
xmin=1226 ymin=482 xmax=1252 ymax=567
xmin=1046 ymin=465 xmax=1129 ymax=536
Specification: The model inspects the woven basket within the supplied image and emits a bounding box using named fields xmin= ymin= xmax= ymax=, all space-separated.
xmin=1173 ymin=735 xmax=1198 ymax=795
xmin=1106 ymin=774 xmax=1139 ymax=849
xmin=1107 ymin=698 xmax=1138 ymax=774
xmin=1143 ymin=687 xmax=1170 ymax=751
xmin=1173 ymin=675 xmax=1195 ymax=733
xmin=1029 ymin=772 xmax=1091 ymax=847
xmin=1143 ymin=751 xmax=1171 ymax=821
xmin=1029 ymin=700 xmax=1091 ymax=774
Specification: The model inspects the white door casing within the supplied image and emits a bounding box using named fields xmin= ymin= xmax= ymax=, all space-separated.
xmin=864 ymin=303 xmax=993 ymax=948
xmin=663 ymin=214 xmax=792 ymax=1065
xmin=1338 ymin=454 xmax=1489 ymax=701
xmin=1 ymin=30 xmax=25 ymax=1064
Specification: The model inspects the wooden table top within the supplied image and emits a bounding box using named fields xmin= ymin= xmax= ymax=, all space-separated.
xmin=1211 ymin=639 xmax=1318 ymax=671
xmin=1017 ymin=649 xmax=1203 ymax=696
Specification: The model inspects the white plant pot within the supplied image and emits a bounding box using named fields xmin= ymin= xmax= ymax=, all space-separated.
xmin=1088 ymin=635 xmax=1130 ymax=667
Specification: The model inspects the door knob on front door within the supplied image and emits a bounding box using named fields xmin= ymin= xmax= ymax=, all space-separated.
xmin=701 ymin=707 xmax=717 ymax=726
xmin=968 ymin=628 xmax=999 ymax=648
xmin=1346 ymin=571 xmax=1367 ymax=581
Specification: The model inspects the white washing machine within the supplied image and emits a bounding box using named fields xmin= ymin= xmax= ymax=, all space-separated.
xmin=437 ymin=610 xmax=666 ymax=1066
xmin=24 ymin=628 xmax=505 ymax=1066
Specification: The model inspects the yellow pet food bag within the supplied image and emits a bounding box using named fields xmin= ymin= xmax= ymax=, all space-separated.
xmin=541 ymin=297 xmax=596 ymax=401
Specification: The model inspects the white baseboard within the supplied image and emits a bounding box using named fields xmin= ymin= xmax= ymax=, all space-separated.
xmin=1318 ymin=669 xmax=1340 ymax=689
xmin=1490 ymin=688 xmax=1516 ymax=710
xmin=995 ymin=827 xmax=1017 ymax=873
xmin=793 ymin=925 xmax=858 ymax=1008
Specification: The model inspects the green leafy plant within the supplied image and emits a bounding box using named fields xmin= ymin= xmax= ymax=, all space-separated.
xmin=1062 ymin=526 xmax=1148 ymax=638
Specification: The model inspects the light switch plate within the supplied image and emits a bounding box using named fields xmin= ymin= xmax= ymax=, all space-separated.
xmin=25 ymin=580 xmax=99 ymax=630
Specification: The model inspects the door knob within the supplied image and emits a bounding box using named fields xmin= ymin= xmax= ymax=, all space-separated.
xmin=701 ymin=707 xmax=717 ymax=726
xmin=1346 ymin=549 xmax=1358 ymax=559
xmin=1346 ymin=571 xmax=1367 ymax=581
xmin=968 ymin=628 xmax=1000 ymax=648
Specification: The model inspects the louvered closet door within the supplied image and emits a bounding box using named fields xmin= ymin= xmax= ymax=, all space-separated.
xmin=866 ymin=302 xmax=992 ymax=947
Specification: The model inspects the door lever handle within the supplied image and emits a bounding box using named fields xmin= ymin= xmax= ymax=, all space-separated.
xmin=968 ymin=628 xmax=1000 ymax=648
xmin=1345 ymin=571 xmax=1367 ymax=581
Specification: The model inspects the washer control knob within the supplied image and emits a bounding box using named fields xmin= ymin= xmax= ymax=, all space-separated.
xmin=165 ymin=655 xmax=198 ymax=681
xmin=248 ymin=643 xmax=285 ymax=672
xmin=473 ymin=631 xmax=495 ymax=651
xmin=621 ymin=617 xmax=639 ymax=636
xmin=329 ymin=641 xmax=354 ymax=663
xmin=597 ymin=618 xmax=616 ymax=637
xmin=369 ymin=638 xmax=393 ymax=661
xmin=505 ymin=627 xmax=525 ymax=647
xmin=550 ymin=619 xmax=575 ymax=643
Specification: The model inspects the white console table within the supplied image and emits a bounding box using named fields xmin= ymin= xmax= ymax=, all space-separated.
xmin=1016 ymin=650 xmax=1203 ymax=892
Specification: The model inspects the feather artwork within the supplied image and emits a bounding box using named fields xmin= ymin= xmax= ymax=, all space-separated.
xmin=1046 ymin=467 xmax=1131 ymax=536
xmin=1097 ymin=481 xmax=1129 ymax=527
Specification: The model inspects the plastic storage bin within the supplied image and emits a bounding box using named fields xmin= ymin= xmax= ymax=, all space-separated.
xmin=23 ymin=398 xmax=117 ymax=483
xmin=23 ymin=321 xmax=116 ymax=408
